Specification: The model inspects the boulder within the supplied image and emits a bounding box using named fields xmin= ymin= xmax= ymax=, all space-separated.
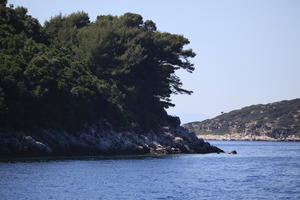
xmin=228 ymin=150 xmax=237 ymax=154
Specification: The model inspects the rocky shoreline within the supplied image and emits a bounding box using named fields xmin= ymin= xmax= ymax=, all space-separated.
xmin=0 ymin=124 xmax=223 ymax=158
xmin=183 ymin=99 xmax=300 ymax=142
xmin=197 ymin=134 xmax=300 ymax=141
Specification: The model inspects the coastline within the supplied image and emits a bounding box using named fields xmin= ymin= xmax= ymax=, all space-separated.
xmin=197 ymin=134 xmax=300 ymax=141
xmin=0 ymin=126 xmax=223 ymax=158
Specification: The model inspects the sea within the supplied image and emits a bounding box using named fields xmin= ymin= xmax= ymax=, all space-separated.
xmin=0 ymin=141 xmax=300 ymax=200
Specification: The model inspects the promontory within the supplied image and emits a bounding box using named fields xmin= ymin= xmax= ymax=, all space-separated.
xmin=0 ymin=2 xmax=222 ymax=158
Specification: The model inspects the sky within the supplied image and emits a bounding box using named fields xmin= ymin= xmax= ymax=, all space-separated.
xmin=10 ymin=0 xmax=300 ymax=124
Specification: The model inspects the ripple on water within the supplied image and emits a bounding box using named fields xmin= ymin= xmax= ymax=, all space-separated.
xmin=0 ymin=141 xmax=300 ymax=200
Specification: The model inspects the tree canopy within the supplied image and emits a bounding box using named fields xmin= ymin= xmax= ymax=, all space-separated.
xmin=0 ymin=3 xmax=195 ymax=132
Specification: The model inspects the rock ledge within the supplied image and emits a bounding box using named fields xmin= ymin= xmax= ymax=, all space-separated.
xmin=0 ymin=125 xmax=223 ymax=158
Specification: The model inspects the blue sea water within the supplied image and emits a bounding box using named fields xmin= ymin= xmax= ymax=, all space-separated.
xmin=0 ymin=141 xmax=300 ymax=200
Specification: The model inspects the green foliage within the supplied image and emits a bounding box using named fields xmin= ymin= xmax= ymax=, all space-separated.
xmin=0 ymin=0 xmax=7 ymax=6
xmin=44 ymin=11 xmax=90 ymax=44
xmin=0 ymin=4 xmax=195 ymax=132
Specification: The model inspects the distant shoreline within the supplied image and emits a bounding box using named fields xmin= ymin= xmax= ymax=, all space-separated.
xmin=197 ymin=134 xmax=300 ymax=142
xmin=183 ymin=99 xmax=300 ymax=143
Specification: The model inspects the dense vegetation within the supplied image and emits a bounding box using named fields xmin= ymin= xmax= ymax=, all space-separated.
xmin=0 ymin=1 xmax=195 ymax=132
xmin=183 ymin=99 xmax=300 ymax=138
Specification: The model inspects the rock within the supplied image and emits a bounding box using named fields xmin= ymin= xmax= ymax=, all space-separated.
xmin=174 ymin=137 xmax=183 ymax=142
xmin=0 ymin=125 xmax=223 ymax=158
xmin=228 ymin=150 xmax=237 ymax=154
xmin=23 ymin=136 xmax=52 ymax=154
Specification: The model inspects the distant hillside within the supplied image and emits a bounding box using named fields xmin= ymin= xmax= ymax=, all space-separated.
xmin=183 ymin=99 xmax=300 ymax=141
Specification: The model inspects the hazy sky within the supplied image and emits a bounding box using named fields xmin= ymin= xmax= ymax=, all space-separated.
xmin=10 ymin=0 xmax=300 ymax=123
